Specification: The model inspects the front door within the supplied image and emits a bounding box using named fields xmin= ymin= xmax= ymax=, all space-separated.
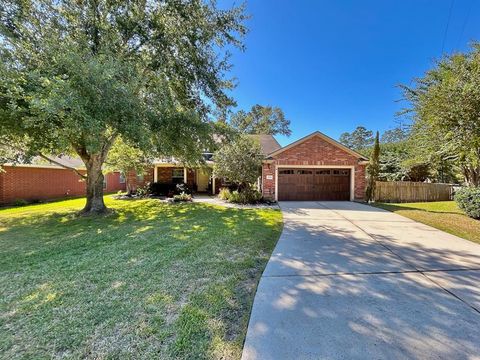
xmin=196 ymin=169 xmax=211 ymax=192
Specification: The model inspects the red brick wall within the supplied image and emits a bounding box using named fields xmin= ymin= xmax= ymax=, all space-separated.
xmin=0 ymin=166 xmax=126 ymax=205
xmin=261 ymin=135 xmax=367 ymax=201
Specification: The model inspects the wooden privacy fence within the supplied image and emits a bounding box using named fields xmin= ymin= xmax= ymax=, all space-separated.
xmin=374 ymin=181 xmax=455 ymax=203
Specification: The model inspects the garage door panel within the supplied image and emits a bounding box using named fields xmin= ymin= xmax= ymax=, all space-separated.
xmin=278 ymin=168 xmax=350 ymax=201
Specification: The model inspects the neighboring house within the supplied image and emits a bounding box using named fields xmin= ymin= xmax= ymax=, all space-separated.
xmin=0 ymin=157 xmax=125 ymax=205
xmin=129 ymin=131 xmax=368 ymax=202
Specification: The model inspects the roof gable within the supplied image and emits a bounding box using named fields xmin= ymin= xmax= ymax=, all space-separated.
xmin=268 ymin=131 xmax=368 ymax=160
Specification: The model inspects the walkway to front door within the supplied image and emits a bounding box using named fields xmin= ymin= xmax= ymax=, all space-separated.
xmin=242 ymin=201 xmax=480 ymax=360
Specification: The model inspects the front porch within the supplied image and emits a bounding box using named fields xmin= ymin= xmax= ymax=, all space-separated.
xmin=152 ymin=164 xmax=220 ymax=195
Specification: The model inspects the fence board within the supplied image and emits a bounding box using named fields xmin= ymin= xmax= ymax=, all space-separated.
xmin=374 ymin=181 xmax=454 ymax=203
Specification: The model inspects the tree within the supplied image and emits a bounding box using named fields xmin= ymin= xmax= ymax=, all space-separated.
xmin=0 ymin=0 xmax=247 ymax=213
xmin=213 ymin=135 xmax=263 ymax=190
xmin=366 ymin=131 xmax=380 ymax=201
xmin=400 ymin=43 xmax=480 ymax=186
xmin=381 ymin=126 xmax=409 ymax=144
xmin=339 ymin=126 xmax=374 ymax=151
xmin=230 ymin=105 xmax=291 ymax=136
xmin=105 ymin=138 xmax=151 ymax=195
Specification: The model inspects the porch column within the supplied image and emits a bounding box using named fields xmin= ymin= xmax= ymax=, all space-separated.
xmin=183 ymin=167 xmax=188 ymax=183
xmin=212 ymin=177 xmax=216 ymax=195
xmin=153 ymin=165 xmax=158 ymax=182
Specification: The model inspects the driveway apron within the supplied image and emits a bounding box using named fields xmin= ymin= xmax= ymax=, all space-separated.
xmin=242 ymin=201 xmax=480 ymax=360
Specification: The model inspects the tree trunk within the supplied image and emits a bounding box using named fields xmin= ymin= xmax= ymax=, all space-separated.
xmin=81 ymin=155 xmax=108 ymax=214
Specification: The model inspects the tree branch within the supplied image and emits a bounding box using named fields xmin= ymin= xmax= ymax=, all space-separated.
xmin=37 ymin=153 xmax=87 ymax=179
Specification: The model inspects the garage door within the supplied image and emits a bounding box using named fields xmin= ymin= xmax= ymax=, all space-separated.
xmin=277 ymin=168 xmax=351 ymax=201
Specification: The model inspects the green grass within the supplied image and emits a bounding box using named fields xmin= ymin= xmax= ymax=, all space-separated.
xmin=372 ymin=201 xmax=480 ymax=244
xmin=0 ymin=196 xmax=283 ymax=359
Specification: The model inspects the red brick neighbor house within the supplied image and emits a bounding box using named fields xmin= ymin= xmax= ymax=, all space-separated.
xmin=261 ymin=131 xmax=368 ymax=201
xmin=0 ymin=157 xmax=125 ymax=205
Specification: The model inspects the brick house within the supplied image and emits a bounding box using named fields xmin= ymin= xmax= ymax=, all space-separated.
xmin=0 ymin=157 xmax=126 ymax=205
xmin=0 ymin=131 xmax=368 ymax=205
xmin=261 ymin=131 xmax=368 ymax=201
xmin=129 ymin=131 xmax=367 ymax=201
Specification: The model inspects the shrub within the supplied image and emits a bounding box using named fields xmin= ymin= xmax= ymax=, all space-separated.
xmin=148 ymin=182 xmax=192 ymax=197
xmin=13 ymin=199 xmax=28 ymax=207
xmin=455 ymin=187 xmax=480 ymax=219
xmin=173 ymin=192 xmax=192 ymax=202
xmin=227 ymin=189 xmax=263 ymax=204
xmin=218 ymin=187 xmax=231 ymax=200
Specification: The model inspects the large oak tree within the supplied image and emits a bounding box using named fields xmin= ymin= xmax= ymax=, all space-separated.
xmin=0 ymin=0 xmax=246 ymax=213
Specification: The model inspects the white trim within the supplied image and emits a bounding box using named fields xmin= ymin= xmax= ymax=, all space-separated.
xmin=183 ymin=167 xmax=187 ymax=183
xmin=153 ymin=165 xmax=158 ymax=182
xmin=275 ymin=165 xmax=355 ymax=201
xmin=212 ymin=177 xmax=216 ymax=195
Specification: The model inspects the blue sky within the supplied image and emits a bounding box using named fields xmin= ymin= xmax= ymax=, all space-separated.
xmin=221 ymin=0 xmax=480 ymax=146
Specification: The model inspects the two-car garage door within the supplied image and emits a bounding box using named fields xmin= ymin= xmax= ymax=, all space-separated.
xmin=277 ymin=168 xmax=351 ymax=201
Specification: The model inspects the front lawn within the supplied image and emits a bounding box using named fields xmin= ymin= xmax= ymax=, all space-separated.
xmin=372 ymin=201 xmax=480 ymax=244
xmin=0 ymin=197 xmax=282 ymax=359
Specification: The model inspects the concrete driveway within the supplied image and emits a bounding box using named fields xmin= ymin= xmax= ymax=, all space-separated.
xmin=242 ymin=201 xmax=480 ymax=360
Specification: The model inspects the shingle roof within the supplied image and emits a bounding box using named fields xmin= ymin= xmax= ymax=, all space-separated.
xmin=248 ymin=134 xmax=282 ymax=156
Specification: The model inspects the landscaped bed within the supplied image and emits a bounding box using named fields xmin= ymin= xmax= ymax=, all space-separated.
xmin=0 ymin=197 xmax=283 ymax=359
xmin=372 ymin=201 xmax=480 ymax=245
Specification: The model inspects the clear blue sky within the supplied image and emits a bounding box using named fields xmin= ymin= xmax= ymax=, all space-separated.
xmin=221 ymin=0 xmax=480 ymax=146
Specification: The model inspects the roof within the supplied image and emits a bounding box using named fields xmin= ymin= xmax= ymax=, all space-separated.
xmin=249 ymin=134 xmax=282 ymax=156
xmin=3 ymin=155 xmax=86 ymax=169
xmin=268 ymin=131 xmax=369 ymax=161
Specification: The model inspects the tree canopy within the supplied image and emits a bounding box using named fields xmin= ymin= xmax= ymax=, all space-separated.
xmin=0 ymin=0 xmax=247 ymax=213
xmin=400 ymin=43 xmax=480 ymax=186
xmin=213 ymin=135 xmax=263 ymax=188
xmin=230 ymin=104 xmax=291 ymax=136
xmin=339 ymin=126 xmax=374 ymax=151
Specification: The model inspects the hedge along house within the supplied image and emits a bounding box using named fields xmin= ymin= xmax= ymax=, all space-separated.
xmin=261 ymin=131 xmax=368 ymax=201
xmin=127 ymin=134 xmax=283 ymax=195
xmin=0 ymin=157 xmax=126 ymax=205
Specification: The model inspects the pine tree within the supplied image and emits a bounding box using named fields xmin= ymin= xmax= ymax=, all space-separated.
xmin=366 ymin=131 xmax=380 ymax=202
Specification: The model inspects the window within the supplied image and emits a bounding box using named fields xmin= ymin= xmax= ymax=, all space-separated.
xmin=172 ymin=168 xmax=184 ymax=184
xmin=279 ymin=169 xmax=295 ymax=175
xmin=103 ymin=177 xmax=107 ymax=190
xmin=316 ymin=170 xmax=331 ymax=175
xmin=296 ymin=170 xmax=312 ymax=175
xmin=137 ymin=174 xmax=144 ymax=183
xmin=333 ymin=169 xmax=349 ymax=176
xmin=119 ymin=173 xmax=126 ymax=184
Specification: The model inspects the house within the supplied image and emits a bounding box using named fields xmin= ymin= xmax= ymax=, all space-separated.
xmin=126 ymin=134 xmax=283 ymax=194
xmin=0 ymin=157 xmax=125 ymax=205
xmin=130 ymin=131 xmax=368 ymax=201
xmin=261 ymin=131 xmax=368 ymax=201
xmin=0 ymin=131 xmax=368 ymax=205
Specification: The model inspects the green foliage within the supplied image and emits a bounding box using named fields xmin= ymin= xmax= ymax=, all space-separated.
xmin=366 ymin=131 xmax=380 ymax=201
xmin=0 ymin=197 xmax=283 ymax=359
xmin=218 ymin=187 xmax=232 ymax=201
xmin=380 ymin=126 xmax=410 ymax=144
xmin=173 ymin=192 xmax=192 ymax=203
xmin=339 ymin=126 xmax=373 ymax=151
xmin=0 ymin=0 xmax=247 ymax=212
xmin=106 ymin=137 xmax=151 ymax=193
xmin=401 ymin=43 xmax=480 ymax=186
xmin=230 ymin=104 xmax=291 ymax=136
xmin=13 ymin=199 xmax=28 ymax=207
xmin=454 ymin=187 xmax=480 ymax=219
xmin=213 ymin=135 xmax=264 ymax=187
xmin=227 ymin=189 xmax=263 ymax=204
